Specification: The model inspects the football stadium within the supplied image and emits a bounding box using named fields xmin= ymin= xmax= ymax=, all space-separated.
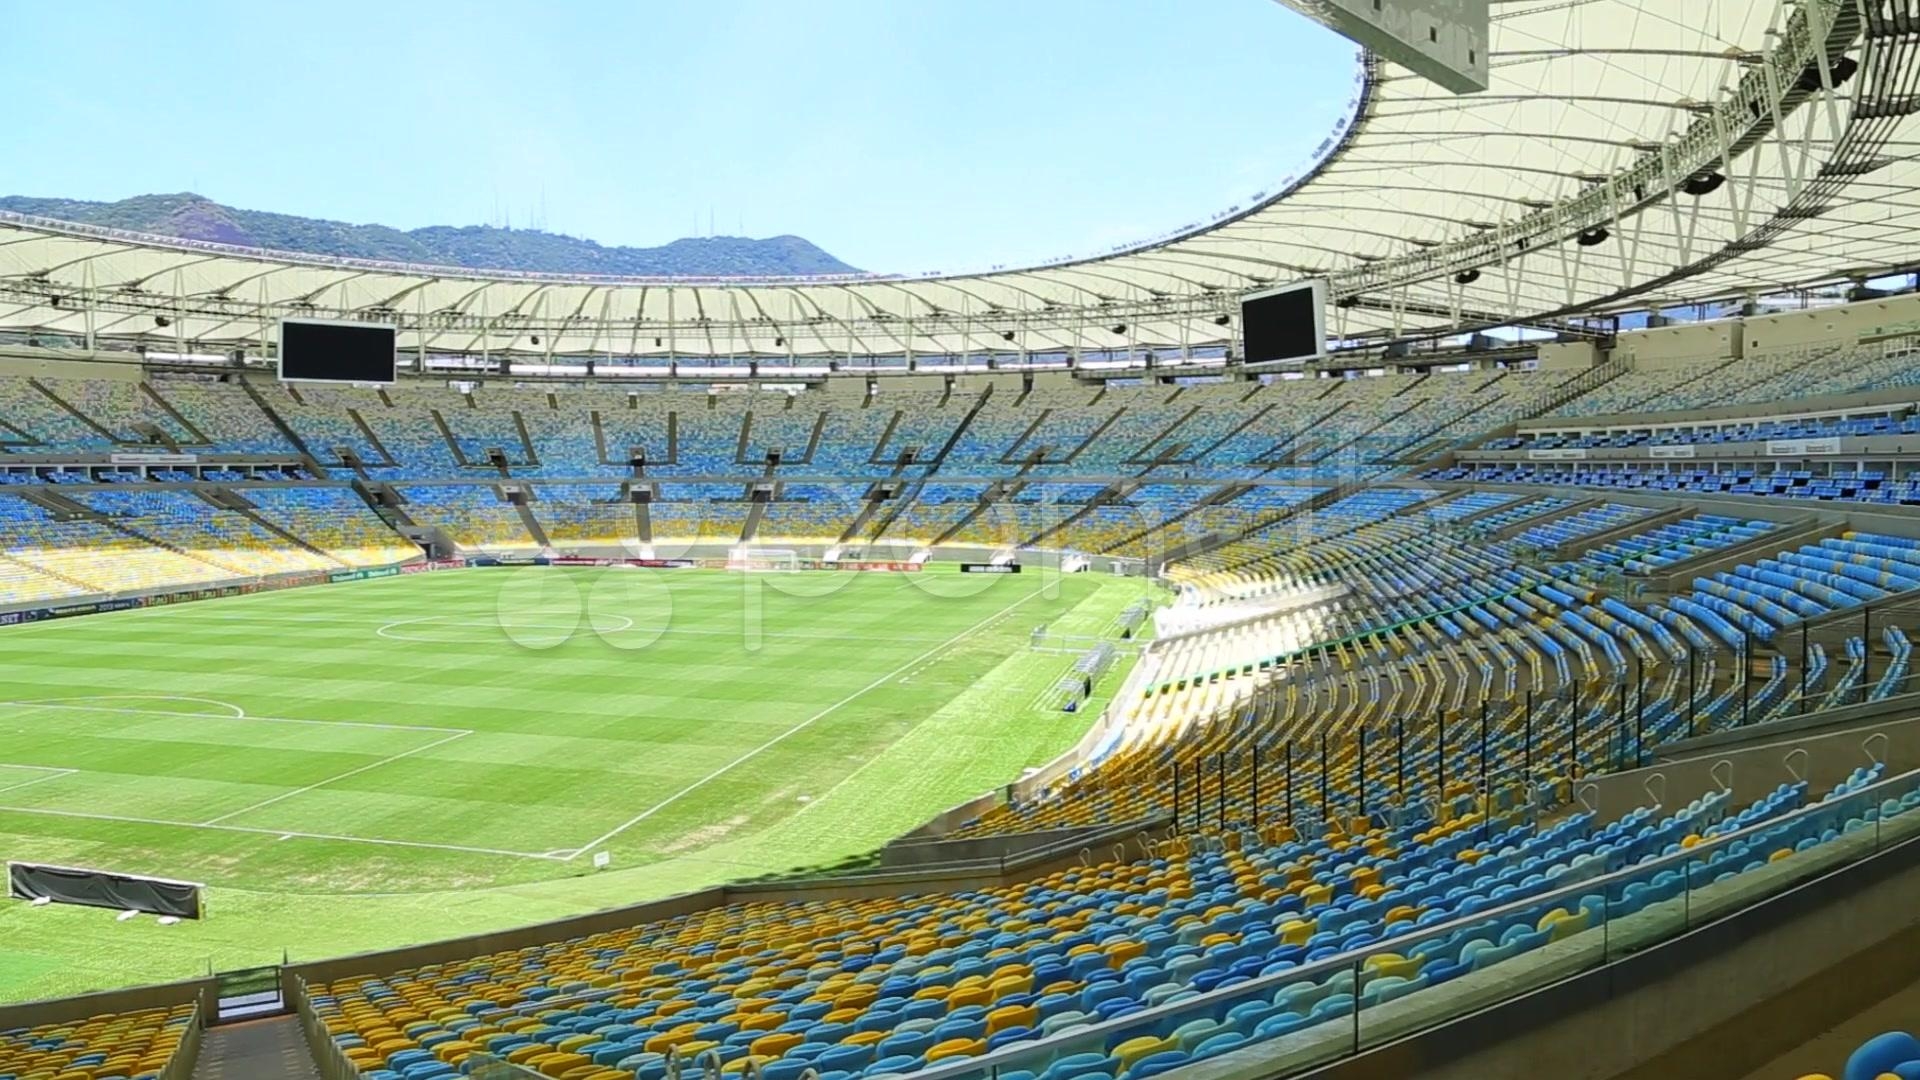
xmin=9 ymin=0 xmax=1920 ymax=1077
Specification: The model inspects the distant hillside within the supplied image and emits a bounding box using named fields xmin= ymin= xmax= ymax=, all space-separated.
xmin=0 ymin=192 xmax=862 ymax=277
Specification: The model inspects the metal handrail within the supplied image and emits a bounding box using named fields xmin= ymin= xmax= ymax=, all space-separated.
xmin=901 ymin=763 xmax=1920 ymax=1080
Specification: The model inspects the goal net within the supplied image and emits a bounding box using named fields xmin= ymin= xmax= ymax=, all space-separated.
xmin=727 ymin=546 xmax=800 ymax=572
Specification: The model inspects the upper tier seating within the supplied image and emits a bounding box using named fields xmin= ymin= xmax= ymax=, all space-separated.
xmin=1488 ymin=411 xmax=1914 ymax=452
xmin=1548 ymin=342 xmax=1920 ymax=421
xmin=1426 ymin=465 xmax=1920 ymax=507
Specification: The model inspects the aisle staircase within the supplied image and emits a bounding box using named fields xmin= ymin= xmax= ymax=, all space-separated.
xmin=192 ymin=1016 xmax=320 ymax=1080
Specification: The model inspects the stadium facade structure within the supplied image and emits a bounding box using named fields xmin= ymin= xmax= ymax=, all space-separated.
xmin=1 ymin=0 xmax=1915 ymax=370
xmin=9 ymin=2 xmax=1920 ymax=1080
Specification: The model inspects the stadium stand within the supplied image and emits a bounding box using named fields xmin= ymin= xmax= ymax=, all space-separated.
xmin=399 ymin=485 xmax=538 ymax=550
xmin=244 ymin=488 xmax=422 ymax=568
xmin=0 ymin=1002 xmax=199 ymax=1080
xmin=10 ymin=296 xmax=1920 ymax=1080
xmin=298 ymin=767 xmax=1920 ymax=1080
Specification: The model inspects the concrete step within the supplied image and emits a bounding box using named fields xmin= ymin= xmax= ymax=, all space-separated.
xmin=191 ymin=1016 xmax=321 ymax=1080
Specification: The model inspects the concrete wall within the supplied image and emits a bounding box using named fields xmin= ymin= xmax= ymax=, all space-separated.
xmin=951 ymin=373 xmax=1024 ymax=394
xmin=1536 ymin=340 xmax=1602 ymax=372
xmin=0 ymin=349 xmax=144 ymax=380
xmin=1511 ymin=383 xmax=1918 ymax=436
xmin=1614 ymin=321 xmax=1741 ymax=367
xmin=0 ymin=976 xmax=215 ymax=1031
xmin=875 ymin=373 xmax=948 ymax=393
xmin=1258 ymin=830 xmax=1920 ymax=1080
xmin=1745 ymin=293 xmax=1920 ymax=353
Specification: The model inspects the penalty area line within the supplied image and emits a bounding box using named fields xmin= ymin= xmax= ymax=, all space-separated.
xmin=563 ymin=584 xmax=1052 ymax=862
xmin=199 ymin=729 xmax=474 ymax=826
xmin=0 ymin=803 xmax=566 ymax=862
xmin=0 ymin=764 xmax=78 ymax=796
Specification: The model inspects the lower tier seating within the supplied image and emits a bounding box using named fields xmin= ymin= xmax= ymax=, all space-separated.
xmin=306 ymin=768 xmax=1920 ymax=1080
xmin=0 ymin=1003 xmax=196 ymax=1080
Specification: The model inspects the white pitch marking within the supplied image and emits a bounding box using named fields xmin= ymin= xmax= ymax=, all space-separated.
xmin=0 ymin=765 xmax=77 ymax=796
xmin=375 ymin=613 xmax=635 ymax=644
xmin=0 ymin=803 xmax=565 ymax=861
xmin=174 ymin=608 xmax=972 ymax=646
xmin=200 ymin=729 xmax=474 ymax=826
xmin=564 ymin=585 xmax=1052 ymax=861
xmin=0 ymin=568 xmax=434 ymax=633
xmin=0 ymin=697 xmax=467 ymax=736
xmin=10 ymin=694 xmax=246 ymax=718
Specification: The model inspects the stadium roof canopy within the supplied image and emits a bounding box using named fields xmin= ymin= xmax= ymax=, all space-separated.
xmin=0 ymin=0 xmax=1911 ymax=361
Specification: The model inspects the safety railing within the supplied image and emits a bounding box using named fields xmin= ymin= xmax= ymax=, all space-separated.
xmin=907 ymin=765 xmax=1920 ymax=1080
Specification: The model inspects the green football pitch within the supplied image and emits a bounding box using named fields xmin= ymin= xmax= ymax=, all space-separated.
xmin=0 ymin=565 xmax=1155 ymax=1001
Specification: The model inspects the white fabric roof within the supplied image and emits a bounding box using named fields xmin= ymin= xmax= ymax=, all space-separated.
xmin=0 ymin=0 xmax=1907 ymax=358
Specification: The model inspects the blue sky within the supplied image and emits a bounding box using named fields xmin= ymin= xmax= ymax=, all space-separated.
xmin=1 ymin=0 xmax=1357 ymax=274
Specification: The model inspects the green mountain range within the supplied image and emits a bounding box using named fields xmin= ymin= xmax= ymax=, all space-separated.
xmin=0 ymin=192 xmax=862 ymax=277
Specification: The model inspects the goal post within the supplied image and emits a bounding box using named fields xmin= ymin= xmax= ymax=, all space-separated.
xmin=727 ymin=546 xmax=800 ymax=572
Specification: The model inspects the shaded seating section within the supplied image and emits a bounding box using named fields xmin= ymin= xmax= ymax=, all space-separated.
xmin=1174 ymin=489 xmax=1438 ymax=592
xmin=1539 ymin=342 xmax=1920 ymax=421
xmin=36 ymin=378 xmax=197 ymax=447
xmin=521 ymin=389 xmax=627 ymax=478
xmin=148 ymin=379 xmax=298 ymax=454
xmin=0 ymin=1003 xmax=196 ymax=1080
xmin=0 ymin=379 xmax=117 ymax=452
xmin=847 ymin=390 xmax=970 ymax=476
xmin=947 ymin=486 xmax=1106 ymax=548
xmin=269 ymin=384 xmax=396 ymax=470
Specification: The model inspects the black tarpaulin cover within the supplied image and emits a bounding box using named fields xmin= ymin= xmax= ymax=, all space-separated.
xmin=9 ymin=862 xmax=202 ymax=919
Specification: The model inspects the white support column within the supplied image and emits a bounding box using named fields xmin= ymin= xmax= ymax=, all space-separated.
xmin=480 ymin=290 xmax=491 ymax=370
xmin=82 ymin=261 xmax=97 ymax=352
xmin=172 ymin=270 xmax=186 ymax=355
xmin=666 ymin=288 xmax=677 ymax=374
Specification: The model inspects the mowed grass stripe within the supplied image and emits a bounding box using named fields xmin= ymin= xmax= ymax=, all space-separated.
xmin=0 ymin=568 xmax=1104 ymax=880
xmin=0 ymin=567 xmax=1147 ymax=1001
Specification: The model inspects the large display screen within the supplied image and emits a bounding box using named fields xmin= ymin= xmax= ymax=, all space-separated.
xmin=279 ymin=319 xmax=397 ymax=384
xmin=1241 ymin=279 xmax=1328 ymax=364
